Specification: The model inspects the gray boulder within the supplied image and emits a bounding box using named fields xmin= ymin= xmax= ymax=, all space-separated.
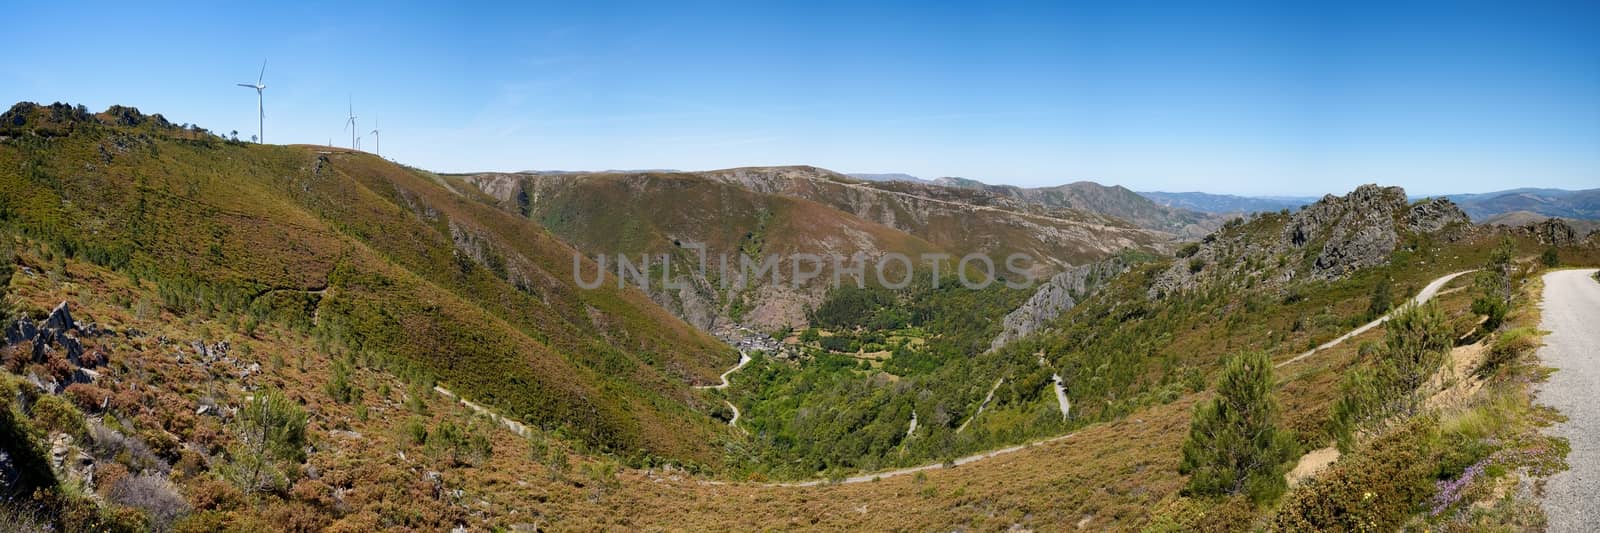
xmin=43 ymin=301 xmax=76 ymax=333
xmin=70 ymin=367 xmax=98 ymax=385
xmin=58 ymin=334 xmax=85 ymax=366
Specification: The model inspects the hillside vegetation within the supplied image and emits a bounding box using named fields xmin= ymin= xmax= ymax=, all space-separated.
xmin=0 ymin=102 xmax=736 ymax=465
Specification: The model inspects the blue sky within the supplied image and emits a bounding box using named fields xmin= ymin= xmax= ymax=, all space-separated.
xmin=4 ymin=1 xmax=1596 ymax=195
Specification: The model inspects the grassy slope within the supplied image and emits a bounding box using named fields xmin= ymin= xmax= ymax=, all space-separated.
xmin=0 ymin=109 xmax=734 ymax=463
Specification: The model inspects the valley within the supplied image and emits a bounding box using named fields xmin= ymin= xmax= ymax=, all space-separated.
xmin=1 ymin=102 xmax=1598 ymax=531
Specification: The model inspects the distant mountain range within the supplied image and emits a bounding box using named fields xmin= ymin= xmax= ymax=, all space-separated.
xmin=846 ymin=172 xmax=932 ymax=184
xmin=1137 ymin=191 xmax=1318 ymax=214
xmin=1139 ymin=187 xmax=1600 ymax=223
xmin=847 ymin=172 xmax=1600 ymax=237
xmin=1434 ymin=188 xmax=1600 ymax=222
xmin=1481 ymin=211 xmax=1600 ymax=236
xmin=927 ymin=177 xmax=1226 ymax=238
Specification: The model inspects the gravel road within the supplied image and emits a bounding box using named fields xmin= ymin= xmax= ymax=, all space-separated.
xmin=1536 ymin=268 xmax=1600 ymax=532
xmin=1276 ymin=270 xmax=1473 ymax=368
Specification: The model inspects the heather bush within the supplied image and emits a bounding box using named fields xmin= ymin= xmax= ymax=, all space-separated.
xmin=108 ymin=474 xmax=190 ymax=531
xmin=1272 ymin=417 xmax=1439 ymax=531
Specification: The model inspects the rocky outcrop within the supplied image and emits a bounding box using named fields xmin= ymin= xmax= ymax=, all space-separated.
xmin=1147 ymin=185 xmax=1473 ymax=298
xmin=4 ymin=302 xmax=105 ymax=373
xmin=1287 ymin=185 xmax=1408 ymax=279
xmin=990 ymin=257 xmax=1131 ymax=351
xmin=1405 ymin=197 xmax=1471 ymax=234
xmin=1520 ymin=218 xmax=1579 ymax=246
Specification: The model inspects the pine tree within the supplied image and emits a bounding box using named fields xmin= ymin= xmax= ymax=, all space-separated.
xmin=1367 ymin=275 xmax=1393 ymax=320
xmin=1328 ymin=301 xmax=1452 ymax=451
xmin=1179 ymin=351 xmax=1296 ymax=504
xmin=1472 ymin=238 xmax=1514 ymax=331
xmin=234 ymin=388 xmax=308 ymax=492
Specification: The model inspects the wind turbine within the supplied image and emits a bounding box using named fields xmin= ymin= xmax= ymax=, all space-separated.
xmin=235 ymin=59 xmax=266 ymax=143
xmin=343 ymin=98 xmax=359 ymax=150
xmin=369 ymin=119 xmax=381 ymax=157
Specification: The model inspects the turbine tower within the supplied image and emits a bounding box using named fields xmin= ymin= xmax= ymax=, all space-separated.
xmin=343 ymin=98 xmax=359 ymax=150
xmin=369 ymin=119 xmax=381 ymax=157
xmin=235 ymin=59 xmax=266 ymax=143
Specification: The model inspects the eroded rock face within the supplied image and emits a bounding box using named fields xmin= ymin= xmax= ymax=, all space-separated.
xmin=990 ymin=257 xmax=1130 ymax=351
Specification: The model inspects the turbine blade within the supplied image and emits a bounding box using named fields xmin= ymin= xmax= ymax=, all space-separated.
xmin=237 ymin=83 xmax=256 ymax=88
xmin=258 ymin=59 xmax=267 ymax=84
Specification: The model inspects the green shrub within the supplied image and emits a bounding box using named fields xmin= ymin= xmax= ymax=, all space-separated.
xmin=324 ymin=358 xmax=356 ymax=404
xmin=1479 ymin=327 xmax=1540 ymax=377
xmin=1381 ymin=301 xmax=1453 ymax=407
xmin=403 ymin=417 xmax=429 ymax=446
xmin=1179 ymin=351 xmax=1297 ymax=505
xmin=1330 ymin=368 xmax=1382 ymax=453
xmin=29 ymin=394 xmax=88 ymax=440
xmin=1541 ymin=247 xmax=1559 ymax=268
xmin=1272 ymin=417 xmax=1439 ymax=531
xmin=427 ymin=419 xmax=493 ymax=466
xmin=0 ymin=393 xmax=59 ymax=498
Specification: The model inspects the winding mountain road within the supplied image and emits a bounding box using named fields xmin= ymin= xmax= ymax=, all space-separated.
xmin=1276 ymin=270 xmax=1474 ymax=368
xmin=694 ymin=350 xmax=751 ymax=390
xmin=1535 ymin=268 xmax=1600 ymax=532
xmin=956 ymin=377 xmax=1005 ymax=433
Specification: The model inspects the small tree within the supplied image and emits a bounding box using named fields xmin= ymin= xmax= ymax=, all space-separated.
xmin=233 ymin=388 xmax=308 ymax=492
xmin=1471 ymin=238 xmax=1514 ymax=331
xmin=1179 ymin=351 xmax=1296 ymax=505
xmin=1367 ymin=275 xmax=1393 ymax=320
xmin=1541 ymin=246 xmax=1560 ymax=268
xmin=1328 ymin=301 xmax=1453 ymax=452
xmin=1381 ymin=301 xmax=1453 ymax=406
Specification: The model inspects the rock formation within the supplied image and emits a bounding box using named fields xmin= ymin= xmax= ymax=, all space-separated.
xmin=989 ymin=256 xmax=1131 ymax=351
